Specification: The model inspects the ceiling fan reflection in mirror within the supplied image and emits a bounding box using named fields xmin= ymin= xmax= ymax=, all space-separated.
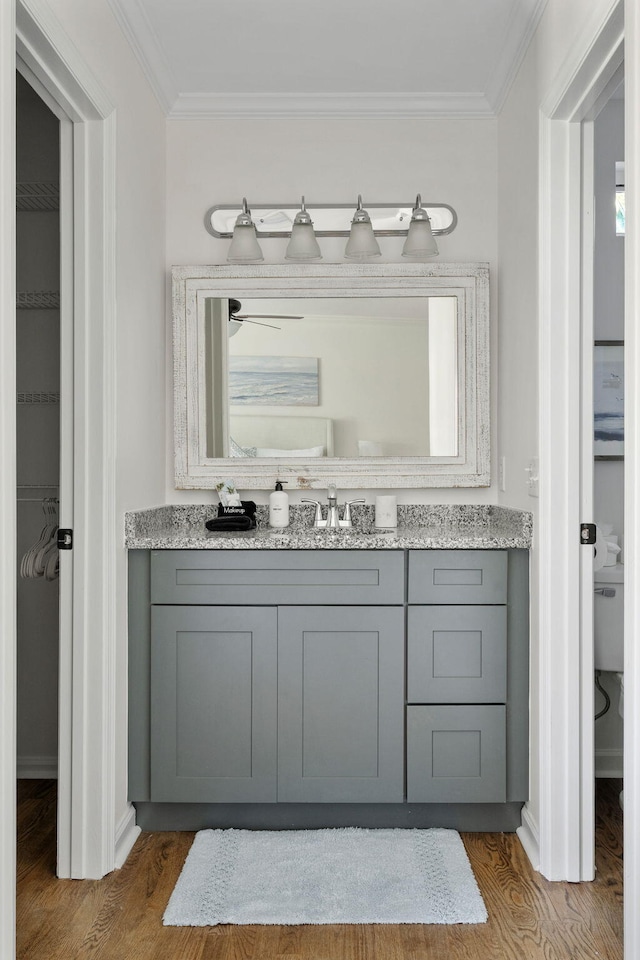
xmin=228 ymin=298 xmax=303 ymax=337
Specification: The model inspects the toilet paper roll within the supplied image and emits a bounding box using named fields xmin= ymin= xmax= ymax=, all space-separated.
xmin=593 ymin=527 xmax=608 ymax=572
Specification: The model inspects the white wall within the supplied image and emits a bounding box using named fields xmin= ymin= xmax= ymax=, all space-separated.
xmin=40 ymin=0 xmax=167 ymax=836
xmin=227 ymin=301 xmax=453 ymax=458
xmin=166 ymin=117 xmax=499 ymax=504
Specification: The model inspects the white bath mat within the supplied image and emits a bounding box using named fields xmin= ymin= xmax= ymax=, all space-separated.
xmin=163 ymin=827 xmax=487 ymax=926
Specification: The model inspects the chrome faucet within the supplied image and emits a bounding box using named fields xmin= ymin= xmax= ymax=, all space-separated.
xmin=302 ymin=487 xmax=365 ymax=529
xmin=326 ymin=483 xmax=340 ymax=529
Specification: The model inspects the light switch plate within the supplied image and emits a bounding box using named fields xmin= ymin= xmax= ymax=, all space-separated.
xmin=526 ymin=457 xmax=539 ymax=498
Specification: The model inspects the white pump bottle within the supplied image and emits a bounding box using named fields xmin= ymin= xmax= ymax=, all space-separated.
xmin=269 ymin=480 xmax=289 ymax=528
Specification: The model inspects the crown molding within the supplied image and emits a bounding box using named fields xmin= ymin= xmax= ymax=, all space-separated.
xmin=485 ymin=0 xmax=549 ymax=113
xmin=168 ymin=91 xmax=496 ymax=121
xmin=107 ymin=0 xmax=177 ymax=114
xmin=17 ymin=0 xmax=114 ymax=120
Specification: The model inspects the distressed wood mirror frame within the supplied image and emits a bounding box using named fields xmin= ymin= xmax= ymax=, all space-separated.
xmin=173 ymin=263 xmax=490 ymax=489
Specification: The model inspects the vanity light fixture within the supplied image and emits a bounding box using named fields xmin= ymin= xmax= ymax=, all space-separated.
xmin=344 ymin=195 xmax=381 ymax=260
xmin=285 ymin=197 xmax=322 ymax=261
xmin=207 ymin=197 xmax=457 ymax=261
xmin=226 ymin=198 xmax=264 ymax=263
xmin=402 ymin=194 xmax=439 ymax=259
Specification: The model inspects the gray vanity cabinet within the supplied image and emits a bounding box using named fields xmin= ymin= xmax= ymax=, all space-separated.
xmin=129 ymin=545 xmax=529 ymax=830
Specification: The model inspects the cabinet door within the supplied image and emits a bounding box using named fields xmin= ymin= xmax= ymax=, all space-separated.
xmin=150 ymin=606 xmax=277 ymax=802
xmin=278 ymin=606 xmax=404 ymax=802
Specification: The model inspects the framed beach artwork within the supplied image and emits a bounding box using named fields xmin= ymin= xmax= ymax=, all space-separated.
xmin=229 ymin=355 xmax=319 ymax=406
xmin=594 ymin=340 xmax=624 ymax=460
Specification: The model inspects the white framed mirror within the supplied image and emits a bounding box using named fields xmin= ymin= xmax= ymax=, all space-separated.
xmin=173 ymin=264 xmax=490 ymax=489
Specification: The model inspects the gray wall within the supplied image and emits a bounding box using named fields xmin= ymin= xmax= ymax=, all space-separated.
xmin=16 ymin=73 xmax=60 ymax=777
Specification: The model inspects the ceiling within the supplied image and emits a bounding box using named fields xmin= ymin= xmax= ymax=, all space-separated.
xmin=107 ymin=0 xmax=548 ymax=119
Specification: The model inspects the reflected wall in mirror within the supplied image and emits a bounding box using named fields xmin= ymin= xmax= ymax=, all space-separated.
xmin=206 ymin=296 xmax=458 ymax=460
xmin=174 ymin=264 xmax=489 ymax=489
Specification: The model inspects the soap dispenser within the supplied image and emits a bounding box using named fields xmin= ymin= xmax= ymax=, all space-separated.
xmin=269 ymin=480 xmax=289 ymax=528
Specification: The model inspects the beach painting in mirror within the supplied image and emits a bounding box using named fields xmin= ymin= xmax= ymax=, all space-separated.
xmin=594 ymin=341 xmax=624 ymax=459
xmin=229 ymin=356 xmax=319 ymax=406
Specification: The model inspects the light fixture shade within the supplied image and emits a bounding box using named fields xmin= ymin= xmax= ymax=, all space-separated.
xmin=344 ymin=196 xmax=381 ymax=259
xmin=285 ymin=222 xmax=323 ymax=260
xmin=227 ymin=198 xmax=264 ymax=262
xmin=285 ymin=199 xmax=322 ymax=260
xmin=402 ymin=195 xmax=439 ymax=258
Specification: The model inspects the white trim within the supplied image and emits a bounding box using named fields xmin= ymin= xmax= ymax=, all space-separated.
xmin=486 ymin=0 xmax=549 ymax=114
xmin=56 ymin=97 xmax=74 ymax=882
xmin=537 ymin=0 xmax=623 ymax=882
xmin=167 ymin=91 xmax=495 ymax=121
xmin=541 ymin=1 xmax=623 ymax=120
xmin=516 ymin=804 xmax=541 ymax=873
xmin=16 ymin=0 xmax=118 ymax=880
xmin=0 ymin=3 xmax=16 ymax=958
xmin=16 ymin=0 xmax=112 ymax=121
xmin=579 ymin=119 xmax=596 ymax=881
xmin=107 ymin=0 xmax=175 ymax=114
xmin=594 ymin=749 xmax=624 ymax=779
xmin=624 ymin=2 xmax=640 ymax=956
xmin=538 ymin=114 xmax=585 ymax=881
xmin=114 ymin=806 xmax=141 ymax=870
xmin=17 ymin=757 xmax=58 ymax=779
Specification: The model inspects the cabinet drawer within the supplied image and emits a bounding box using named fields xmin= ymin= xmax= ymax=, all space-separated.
xmin=408 ymin=550 xmax=507 ymax=604
xmin=407 ymin=605 xmax=507 ymax=703
xmin=150 ymin=549 xmax=404 ymax=605
xmin=407 ymin=705 xmax=506 ymax=803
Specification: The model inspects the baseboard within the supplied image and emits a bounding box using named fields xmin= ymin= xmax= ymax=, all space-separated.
xmin=595 ymin=748 xmax=623 ymax=778
xmin=17 ymin=755 xmax=58 ymax=779
xmin=114 ymin=803 xmax=141 ymax=870
xmin=516 ymin=803 xmax=540 ymax=872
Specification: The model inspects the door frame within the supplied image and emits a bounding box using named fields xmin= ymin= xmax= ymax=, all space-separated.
xmin=536 ymin=0 xmax=623 ymax=882
xmin=14 ymin=0 xmax=119 ymax=882
xmin=0 ymin=2 xmax=17 ymax=956
xmin=535 ymin=0 xmax=640 ymax=933
xmin=624 ymin=0 xmax=640 ymax=953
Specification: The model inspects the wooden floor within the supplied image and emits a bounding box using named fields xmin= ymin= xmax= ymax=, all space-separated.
xmin=16 ymin=779 xmax=623 ymax=960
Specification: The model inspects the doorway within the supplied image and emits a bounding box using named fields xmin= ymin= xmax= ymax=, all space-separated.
xmin=14 ymin=0 xmax=120 ymax=883
xmin=591 ymin=88 xmax=625 ymax=806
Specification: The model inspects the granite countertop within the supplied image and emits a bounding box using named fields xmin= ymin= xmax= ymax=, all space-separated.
xmin=125 ymin=504 xmax=532 ymax=550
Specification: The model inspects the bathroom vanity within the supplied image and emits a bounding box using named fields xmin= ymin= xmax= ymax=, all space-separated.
xmin=127 ymin=505 xmax=531 ymax=832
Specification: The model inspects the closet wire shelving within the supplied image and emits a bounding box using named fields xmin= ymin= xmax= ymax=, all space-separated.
xmin=16 ymin=180 xmax=59 ymax=212
xmin=16 ymin=180 xmax=61 ymax=505
xmin=17 ymin=485 xmax=60 ymax=503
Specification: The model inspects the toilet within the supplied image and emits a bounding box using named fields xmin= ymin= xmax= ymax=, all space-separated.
xmin=594 ymin=562 xmax=624 ymax=675
xmin=594 ymin=561 xmax=624 ymax=806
